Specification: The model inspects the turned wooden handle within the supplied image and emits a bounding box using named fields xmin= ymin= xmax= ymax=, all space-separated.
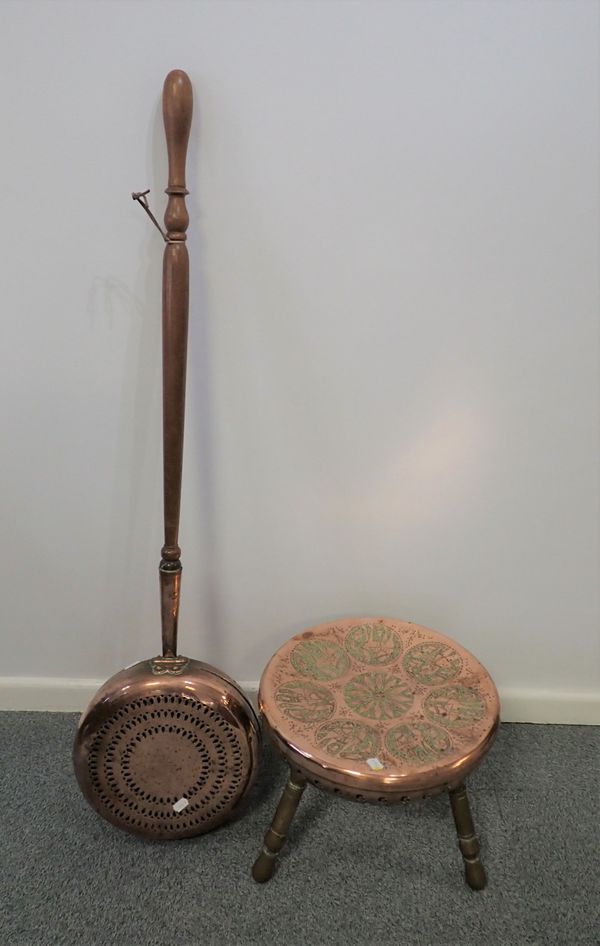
xmin=163 ymin=70 xmax=193 ymax=197
xmin=160 ymin=69 xmax=193 ymax=657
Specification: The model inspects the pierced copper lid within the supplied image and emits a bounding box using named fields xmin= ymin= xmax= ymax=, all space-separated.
xmin=74 ymin=657 xmax=260 ymax=839
xmin=259 ymin=617 xmax=499 ymax=800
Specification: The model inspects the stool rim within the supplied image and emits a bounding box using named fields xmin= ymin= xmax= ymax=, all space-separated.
xmin=261 ymin=708 xmax=499 ymax=801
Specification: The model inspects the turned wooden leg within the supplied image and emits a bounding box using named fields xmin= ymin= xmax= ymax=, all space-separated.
xmin=448 ymin=782 xmax=487 ymax=890
xmin=252 ymin=771 xmax=307 ymax=883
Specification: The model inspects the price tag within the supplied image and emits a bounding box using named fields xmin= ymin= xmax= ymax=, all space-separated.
xmin=366 ymin=758 xmax=384 ymax=771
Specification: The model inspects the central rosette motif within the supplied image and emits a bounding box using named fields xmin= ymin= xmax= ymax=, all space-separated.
xmin=343 ymin=671 xmax=414 ymax=720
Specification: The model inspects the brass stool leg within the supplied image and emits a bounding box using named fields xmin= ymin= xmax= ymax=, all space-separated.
xmin=252 ymin=771 xmax=307 ymax=883
xmin=448 ymin=782 xmax=487 ymax=890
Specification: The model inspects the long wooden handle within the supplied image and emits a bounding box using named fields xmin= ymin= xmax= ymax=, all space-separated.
xmin=160 ymin=70 xmax=193 ymax=658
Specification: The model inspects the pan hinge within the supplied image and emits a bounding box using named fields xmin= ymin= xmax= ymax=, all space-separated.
xmin=150 ymin=655 xmax=190 ymax=676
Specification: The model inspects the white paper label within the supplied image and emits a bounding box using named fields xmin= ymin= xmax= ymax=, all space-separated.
xmin=366 ymin=757 xmax=384 ymax=771
xmin=172 ymin=797 xmax=189 ymax=813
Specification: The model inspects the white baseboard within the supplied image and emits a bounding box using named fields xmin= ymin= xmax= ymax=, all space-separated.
xmin=0 ymin=677 xmax=598 ymax=725
xmin=0 ymin=677 xmax=102 ymax=713
xmin=0 ymin=677 xmax=260 ymax=714
xmin=497 ymin=687 xmax=599 ymax=725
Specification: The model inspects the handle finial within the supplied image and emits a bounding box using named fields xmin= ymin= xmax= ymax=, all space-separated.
xmin=163 ymin=69 xmax=193 ymax=241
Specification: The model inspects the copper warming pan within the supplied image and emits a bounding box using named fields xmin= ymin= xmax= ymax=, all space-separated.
xmin=73 ymin=70 xmax=260 ymax=839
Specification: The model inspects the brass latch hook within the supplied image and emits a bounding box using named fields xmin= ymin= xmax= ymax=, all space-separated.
xmin=132 ymin=189 xmax=168 ymax=242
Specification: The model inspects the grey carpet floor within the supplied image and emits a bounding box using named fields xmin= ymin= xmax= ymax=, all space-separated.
xmin=0 ymin=714 xmax=598 ymax=946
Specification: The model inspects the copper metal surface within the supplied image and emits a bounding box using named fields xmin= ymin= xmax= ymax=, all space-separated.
xmin=73 ymin=70 xmax=260 ymax=839
xmin=74 ymin=659 xmax=260 ymax=839
xmin=259 ymin=617 xmax=499 ymax=802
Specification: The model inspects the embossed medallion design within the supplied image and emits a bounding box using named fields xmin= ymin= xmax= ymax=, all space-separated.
xmin=424 ymin=685 xmax=485 ymax=729
xmin=275 ymin=681 xmax=335 ymax=722
xmin=385 ymin=721 xmax=452 ymax=765
xmin=345 ymin=623 xmax=402 ymax=666
xmin=315 ymin=720 xmax=381 ymax=760
xmin=343 ymin=672 xmax=413 ymax=720
xmin=290 ymin=640 xmax=350 ymax=681
xmin=259 ymin=617 xmax=500 ymax=799
xmin=403 ymin=641 xmax=462 ymax=685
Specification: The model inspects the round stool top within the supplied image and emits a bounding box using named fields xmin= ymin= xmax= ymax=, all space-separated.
xmin=259 ymin=617 xmax=499 ymax=799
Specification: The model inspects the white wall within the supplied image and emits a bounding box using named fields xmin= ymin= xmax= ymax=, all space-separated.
xmin=0 ymin=0 xmax=598 ymax=721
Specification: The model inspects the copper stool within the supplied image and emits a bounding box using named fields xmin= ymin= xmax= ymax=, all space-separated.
xmin=252 ymin=617 xmax=499 ymax=889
